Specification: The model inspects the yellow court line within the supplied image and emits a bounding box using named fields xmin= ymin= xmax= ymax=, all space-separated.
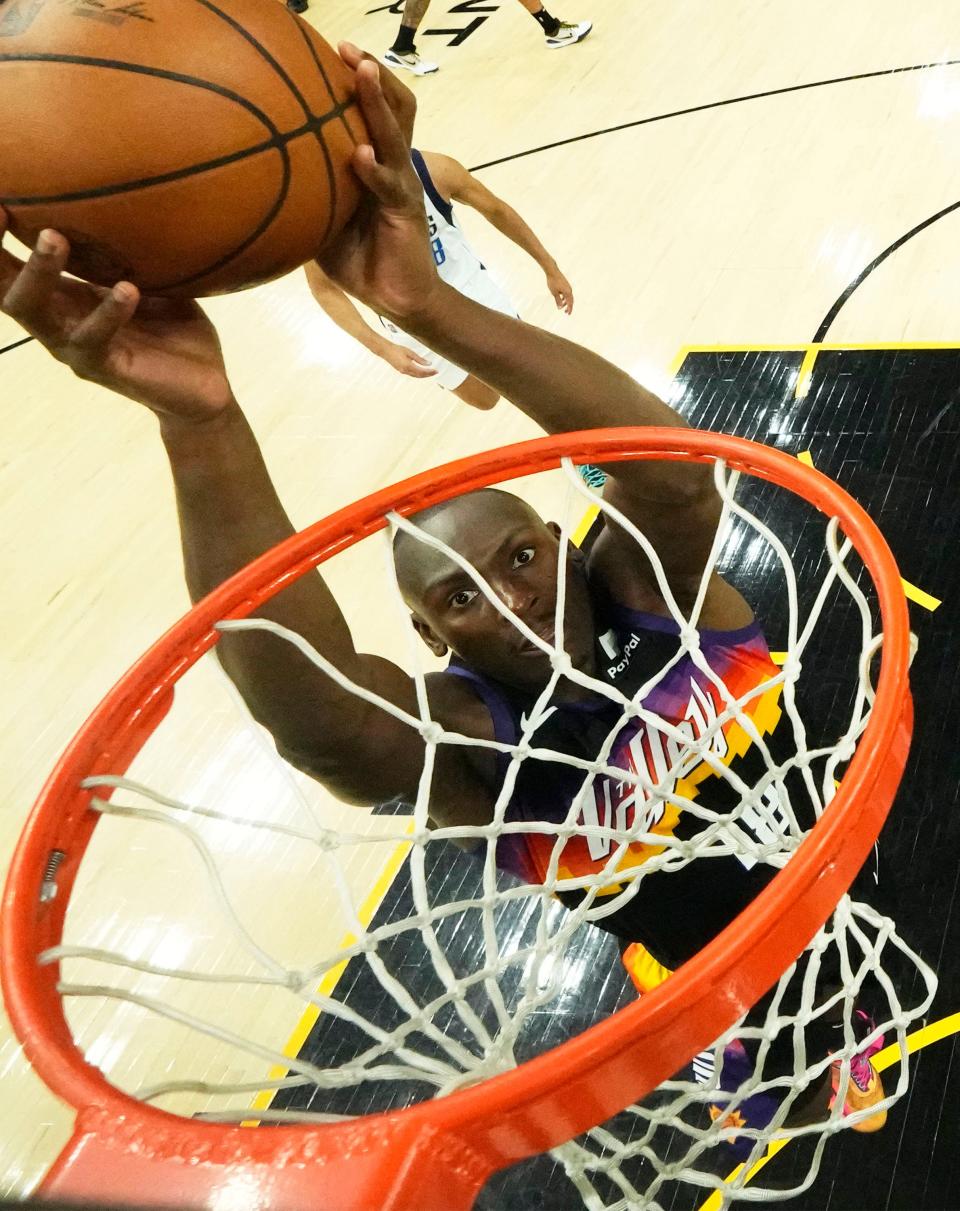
xmin=247 ymin=822 xmax=414 ymax=1114
xmin=902 ymin=579 xmax=942 ymax=612
xmin=794 ymin=347 xmax=819 ymax=400
xmin=675 ymin=342 xmax=960 ymax=356
xmin=668 ymin=343 xmax=958 ymax=399
xmin=876 ymin=1011 xmax=960 ymax=1062
xmin=696 ymin=1010 xmax=960 ymax=1211
xmin=791 ymin=449 xmax=939 ymax=609
xmin=668 ymin=345 xmax=694 ymax=378
xmin=571 ymin=502 xmax=601 ymax=548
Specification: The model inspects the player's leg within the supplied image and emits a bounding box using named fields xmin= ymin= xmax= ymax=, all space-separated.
xmin=728 ymin=965 xmax=887 ymax=1144
xmin=514 ymin=0 xmax=592 ymax=48
xmin=452 ymin=375 xmax=500 ymax=411
xmin=384 ymin=0 xmax=439 ymax=75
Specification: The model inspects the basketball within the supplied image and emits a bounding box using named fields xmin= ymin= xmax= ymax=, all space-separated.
xmin=0 ymin=0 xmax=368 ymax=296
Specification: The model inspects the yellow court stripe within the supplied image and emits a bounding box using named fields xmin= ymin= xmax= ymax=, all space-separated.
xmin=789 ymin=450 xmax=940 ymax=610
xmin=696 ymin=1009 xmax=960 ymax=1211
xmin=794 ymin=348 xmax=819 ymax=400
xmin=675 ymin=342 xmax=960 ymax=355
xmin=697 ymin=1138 xmax=791 ymax=1208
xmin=571 ymin=503 xmax=601 ymax=548
xmin=247 ymin=823 xmax=414 ymax=1114
xmin=874 ymin=1012 xmax=960 ymax=1067
xmin=669 ymin=345 xmax=693 ymax=377
xmin=902 ymin=579 xmax=942 ymax=612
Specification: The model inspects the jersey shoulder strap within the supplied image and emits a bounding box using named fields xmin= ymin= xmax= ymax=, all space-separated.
xmin=411 ymin=148 xmax=456 ymax=227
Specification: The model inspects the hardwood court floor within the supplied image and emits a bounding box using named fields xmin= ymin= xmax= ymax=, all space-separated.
xmin=2 ymin=0 xmax=959 ymax=1204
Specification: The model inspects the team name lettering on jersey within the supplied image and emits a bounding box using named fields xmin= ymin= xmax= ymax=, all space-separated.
xmin=426 ymin=214 xmax=446 ymax=266
xmin=581 ymin=676 xmax=728 ymax=861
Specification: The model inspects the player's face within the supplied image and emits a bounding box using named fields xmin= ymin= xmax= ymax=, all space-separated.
xmin=397 ymin=493 xmax=597 ymax=691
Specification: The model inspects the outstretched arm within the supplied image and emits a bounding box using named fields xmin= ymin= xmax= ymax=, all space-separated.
xmin=322 ymin=55 xmax=749 ymax=627
xmin=422 ymin=151 xmax=574 ymax=314
xmin=0 ymin=216 xmax=469 ymax=808
xmin=304 ymin=260 xmax=436 ymax=379
xmin=406 ymin=289 xmax=750 ymax=624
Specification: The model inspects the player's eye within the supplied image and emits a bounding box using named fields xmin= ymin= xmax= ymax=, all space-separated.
xmin=450 ymin=588 xmax=479 ymax=609
xmin=513 ymin=546 xmax=535 ymax=568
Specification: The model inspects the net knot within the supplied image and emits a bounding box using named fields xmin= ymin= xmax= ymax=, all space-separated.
xmin=781 ymin=654 xmax=802 ymax=679
xmin=317 ymin=829 xmax=341 ymax=853
xmin=550 ymin=649 xmax=573 ymax=676
xmin=420 ymin=721 xmax=445 ymax=747
xmin=679 ymin=625 xmax=700 ymax=650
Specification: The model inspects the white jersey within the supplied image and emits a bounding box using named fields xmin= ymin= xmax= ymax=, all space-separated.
xmin=411 ymin=149 xmax=489 ymax=295
xmin=379 ymin=149 xmax=518 ymax=391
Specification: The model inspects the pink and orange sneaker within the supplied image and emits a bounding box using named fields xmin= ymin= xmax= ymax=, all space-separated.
xmin=829 ymin=1010 xmax=887 ymax=1132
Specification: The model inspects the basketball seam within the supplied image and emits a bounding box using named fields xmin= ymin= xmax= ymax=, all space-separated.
xmin=290 ymin=21 xmax=350 ymax=249
xmin=0 ymin=50 xmax=279 ymax=134
xmin=192 ymin=0 xmax=314 ymax=122
xmin=1 ymin=33 xmax=357 ymax=290
xmin=159 ymin=152 xmax=292 ymax=294
xmin=0 ymin=55 xmax=354 ymax=205
xmin=191 ymin=0 xmax=351 ymax=254
xmin=292 ymin=20 xmax=361 ymax=151
xmin=293 ymin=23 xmax=361 ymax=248
xmin=0 ymin=105 xmax=353 ymax=207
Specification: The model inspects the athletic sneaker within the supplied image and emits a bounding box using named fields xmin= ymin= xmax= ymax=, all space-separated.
xmin=382 ymin=48 xmax=439 ymax=76
xmin=829 ymin=1011 xmax=887 ymax=1132
xmin=546 ymin=20 xmax=593 ymax=48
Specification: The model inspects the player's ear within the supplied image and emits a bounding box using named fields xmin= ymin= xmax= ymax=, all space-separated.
xmin=411 ymin=614 xmax=448 ymax=658
xmin=546 ymin=520 xmax=586 ymax=566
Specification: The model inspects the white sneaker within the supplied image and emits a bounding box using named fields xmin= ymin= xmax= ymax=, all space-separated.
xmin=382 ymin=48 xmax=439 ymax=75
xmin=545 ymin=19 xmax=592 ymax=48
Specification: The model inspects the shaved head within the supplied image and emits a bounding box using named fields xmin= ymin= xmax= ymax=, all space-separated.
xmin=389 ymin=486 xmax=596 ymax=689
xmin=393 ymin=488 xmax=546 ymax=604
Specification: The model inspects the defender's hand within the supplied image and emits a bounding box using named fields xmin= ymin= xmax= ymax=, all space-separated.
xmin=546 ymin=267 xmax=574 ymax=315
xmin=318 ymin=49 xmax=442 ymax=324
xmin=0 ymin=214 xmax=233 ymax=423
xmin=382 ymin=344 xmax=438 ymax=378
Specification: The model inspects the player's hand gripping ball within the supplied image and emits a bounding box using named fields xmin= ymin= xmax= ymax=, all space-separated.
xmin=0 ymin=0 xmax=368 ymax=296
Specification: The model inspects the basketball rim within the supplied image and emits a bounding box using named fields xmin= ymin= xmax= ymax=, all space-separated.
xmin=1 ymin=427 xmax=913 ymax=1211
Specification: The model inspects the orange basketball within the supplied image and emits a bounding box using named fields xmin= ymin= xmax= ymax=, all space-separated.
xmin=0 ymin=0 xmax=368 ymax=296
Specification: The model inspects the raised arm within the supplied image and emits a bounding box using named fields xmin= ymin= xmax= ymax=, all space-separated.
xmin=304 ymin=260 xmax=436 ymax=379
xmin=0 ymin=214 xmax=494 ymax=811
xmin=323 ymin=54 xmax=750 ymax=628
xmin=408 ymin=290 xmax=750 ymax=625
xmin=422 ymin=151 xmax=574 ymax=314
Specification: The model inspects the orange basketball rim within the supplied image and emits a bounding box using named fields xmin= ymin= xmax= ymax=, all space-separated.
xmin=2 ymin=428 xmax=912 ymax=1211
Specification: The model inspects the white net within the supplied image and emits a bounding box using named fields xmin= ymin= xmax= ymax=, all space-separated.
xmin=41 ymin=454 xmax=936 ymax=1210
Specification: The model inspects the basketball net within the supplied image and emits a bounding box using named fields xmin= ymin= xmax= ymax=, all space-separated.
xmin=17 ymin=443 xmax=936 ymax=1209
